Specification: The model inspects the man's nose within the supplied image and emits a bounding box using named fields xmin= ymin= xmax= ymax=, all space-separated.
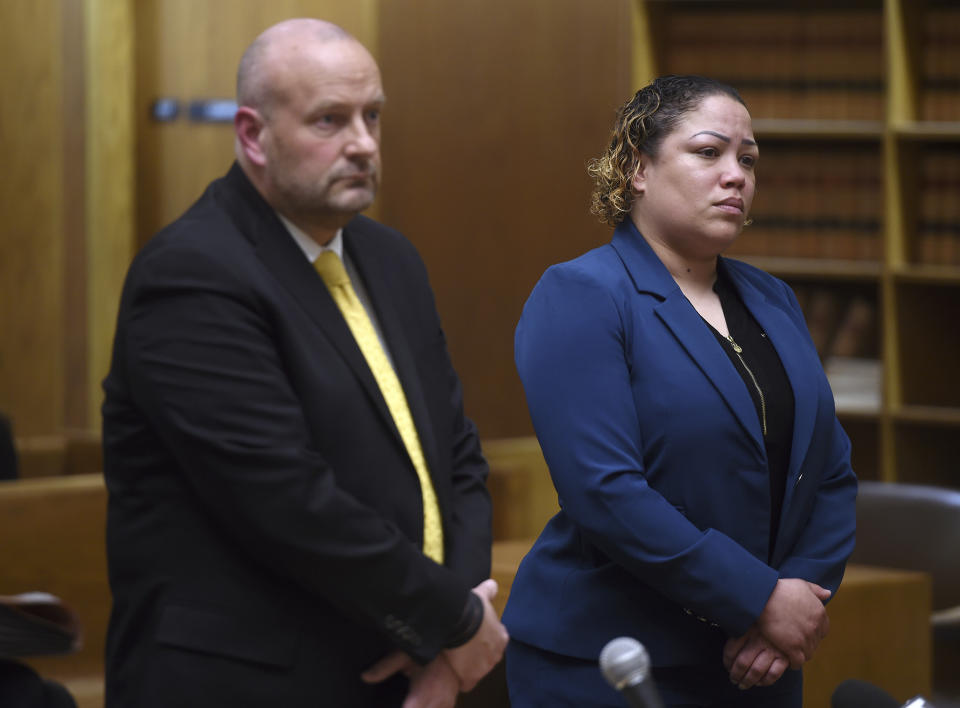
xmin=345 ymin=115 xmax=378 ymax=156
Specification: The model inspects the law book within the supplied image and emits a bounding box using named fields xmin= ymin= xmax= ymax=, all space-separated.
xmin=804 ymin=288 xmax=844 ymax=359
xmin=829 ymin=296 xmax=878 ymax=359
xmin=922 ymin=8 xmax=960 ymax=121
xmin=824 ymin=295 xmax=881 ymax=412
xmin=917 ymin=151 xmax=943 ymax=265
xmin=918 ymin=149 xmax=960 ymax=266
xmin=0 ymin=592 xmax=81 ymax=658
xmin=855 ymin=151 xmax=883 ymax=261
xmin=947 ymin=149 xmax=960 ymax=266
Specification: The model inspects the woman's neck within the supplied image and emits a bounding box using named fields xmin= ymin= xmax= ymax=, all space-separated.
xmin=639 ymin=228 xmax=728 ymax=335
xmin=642 ymin=231 xmax=718 ymax=295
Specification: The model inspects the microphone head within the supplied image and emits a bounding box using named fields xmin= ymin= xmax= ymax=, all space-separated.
xmin=830 ymin=679 xmax=900 ymax=708
xmin=599 ymin=636 xmax=651 ymax=691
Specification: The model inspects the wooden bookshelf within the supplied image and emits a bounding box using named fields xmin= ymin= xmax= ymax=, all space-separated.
xmin=742 ymin=258 xmax=883 ymax=282
xmin=634 ymin=0 xmax=960 ymax=488
xmin=754 ymin=119 xmax=886 ymax=141
xmin=895 ymin=122 xmax=960 ymax=141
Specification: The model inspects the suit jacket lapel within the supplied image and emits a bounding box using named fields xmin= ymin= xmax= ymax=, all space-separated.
xmin=345 ymin=225 xmax=445 ymax=500
xmin=612 ymin=221 xmax=766 ymax=457
xmin=216 ymin=165 xmax=399 ymax=440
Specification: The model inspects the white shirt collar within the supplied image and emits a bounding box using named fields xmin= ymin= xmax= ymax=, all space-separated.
xmin=277 ymin=213 xmax=343 ymax=262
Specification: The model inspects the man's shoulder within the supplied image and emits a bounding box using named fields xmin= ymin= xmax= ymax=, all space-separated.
xmin=344 ymin=214 xmax=409 ymax=246
xmin=344 ymin=214 xmax=424 ymax=265
xmin=137 ymin=171 xmax=262 ymax=262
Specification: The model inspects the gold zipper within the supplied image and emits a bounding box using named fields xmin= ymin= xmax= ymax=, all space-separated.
xmin=726 ymin=334 xmax=767 ymax=436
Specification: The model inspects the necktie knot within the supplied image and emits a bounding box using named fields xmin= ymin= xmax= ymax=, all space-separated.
xmin=314 ymin=250 xmax=351 ymax=288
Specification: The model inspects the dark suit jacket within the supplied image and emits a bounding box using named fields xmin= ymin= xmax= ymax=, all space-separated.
xmin=504 ymin=218 xmax=856 ymax=669
xmin=102 ymin=163 xmax=491 ymax=707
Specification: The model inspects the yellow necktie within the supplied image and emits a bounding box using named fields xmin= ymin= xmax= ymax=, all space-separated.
xmin=314 ymin=251 xmax=444 ymax=563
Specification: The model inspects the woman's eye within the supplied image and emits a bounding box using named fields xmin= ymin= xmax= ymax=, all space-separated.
xmin=740 ymin=155 xmax=757 ymax=167
xmin=699 ymin=147 xmax=719 ymax=158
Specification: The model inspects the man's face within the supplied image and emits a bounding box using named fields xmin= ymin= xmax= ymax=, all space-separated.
xmin=259 ymin=39 xmax=384 ymax=234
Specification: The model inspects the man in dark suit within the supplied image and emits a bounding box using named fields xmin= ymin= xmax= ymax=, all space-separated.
xmin=101 ymin=19 xmax=507 ymax=708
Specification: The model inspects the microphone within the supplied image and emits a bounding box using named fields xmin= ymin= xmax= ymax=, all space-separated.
xmin=831 ymin=679 xmax=937 ymax=708
xmin=599 ymin=637 xmax=666 ymax=708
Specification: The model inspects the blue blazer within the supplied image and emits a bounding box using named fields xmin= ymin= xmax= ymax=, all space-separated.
xmin=503 ymin=218 xmax=857 ymax=667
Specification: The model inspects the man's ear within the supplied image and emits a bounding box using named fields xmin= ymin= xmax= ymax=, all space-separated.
xmin=631 ymin=154 xmax=648 ymax=195
xmin=235 ymin=106 xmax=267 ymax=167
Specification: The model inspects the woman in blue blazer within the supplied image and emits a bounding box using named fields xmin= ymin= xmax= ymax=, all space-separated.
xmin=504 ymin=76 xmax=857 ymax=707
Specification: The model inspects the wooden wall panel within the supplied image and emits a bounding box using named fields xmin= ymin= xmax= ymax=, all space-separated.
xmin=0 ymin=0 xmax=66 ymax=436
xmin=379 ymin=0 xmax=632 ymax=438
xmin=86 ymin=0 xmax=136 ymax=429
xmin=62 ymin=0 xmax=89 ymax=430
xmin=134 ymin=0 xmax=380 ymax=245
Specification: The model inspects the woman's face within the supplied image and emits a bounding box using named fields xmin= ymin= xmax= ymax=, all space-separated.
xmin=630 ymin=94 xmax=758 ymax=262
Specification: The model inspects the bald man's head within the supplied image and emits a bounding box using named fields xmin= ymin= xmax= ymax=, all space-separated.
xmin=237 ymin=18 xmax=356 ymax=117
xmin=233 ymin=18 xmax=384 ymax=243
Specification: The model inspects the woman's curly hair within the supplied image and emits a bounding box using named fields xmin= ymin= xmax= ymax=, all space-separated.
xmin=587 ymin=75 xmax=746 ymax=226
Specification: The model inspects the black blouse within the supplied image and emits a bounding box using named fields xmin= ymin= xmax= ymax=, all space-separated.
xmin=706 ymin=261 xmax=796 ymax=558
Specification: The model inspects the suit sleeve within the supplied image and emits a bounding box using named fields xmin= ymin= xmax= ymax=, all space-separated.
xmin=117 ymin=244 xmax=471 ymax=662
xmin=371 ymin=233 xmax=492 ymax=588
xmin=515 ymin=265 xmax=779 ymax=636
xmin=436 ymin=345 xmax=493 ymax=587
xmin=774 ymin=280 xmax=858 ymax=594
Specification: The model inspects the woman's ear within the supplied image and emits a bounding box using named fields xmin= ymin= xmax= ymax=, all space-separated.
xmin=631 ymin=156 xmax=647 ymax=195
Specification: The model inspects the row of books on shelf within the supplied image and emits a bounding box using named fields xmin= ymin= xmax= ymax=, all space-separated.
xmin=793 ymin=286 xmax=881 ymax=412
xmin=922 ymin=8 xmax=960 ymax=122
xmin=729 ymin=148 xmax=881 ymax=261
xmin=732 ymin=221 xmax=880 ymax=262
xmin=660 ymin=8 xmax=884 ymax=120
xmin=917 ymin=149 xmax=960 ymax=266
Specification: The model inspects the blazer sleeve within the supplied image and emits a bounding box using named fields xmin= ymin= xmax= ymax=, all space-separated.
xmin=515 ymin=264 xmax=780 ymax=636
xmin=115 ymin=243 xmax=472 ymax=662
xmin=774 ymin=280 xmax=858 ymax=594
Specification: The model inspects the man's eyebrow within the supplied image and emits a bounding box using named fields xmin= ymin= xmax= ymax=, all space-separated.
xmin=690 ymin=130 xmax=757 ymax=147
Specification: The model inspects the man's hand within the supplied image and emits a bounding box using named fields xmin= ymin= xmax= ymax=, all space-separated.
xmin=403 ymin=655 xmax=460 ymax=708
xmin=361 ymin=651 xmax=459 ymax=708
xmin=757 ymin=578 xmax=831 ymax=668
xmin=723 ymin=626 xmax=789 ymax=690
xmin=442 ymin=579 xmax=509 ymax=691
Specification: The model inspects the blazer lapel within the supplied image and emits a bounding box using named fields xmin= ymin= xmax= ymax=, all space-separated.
xmin=654 ymin=295 xmax=766 ymax=456
xmin=726 ymin=267 xmax=821 ymax=508
xmin=612 ymin=222 xmax=766 ymax=457
xmin=345 ymin=225 xmax=445 ymax=498
xmin=216 ymin=166 xmax=398 ymax=439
